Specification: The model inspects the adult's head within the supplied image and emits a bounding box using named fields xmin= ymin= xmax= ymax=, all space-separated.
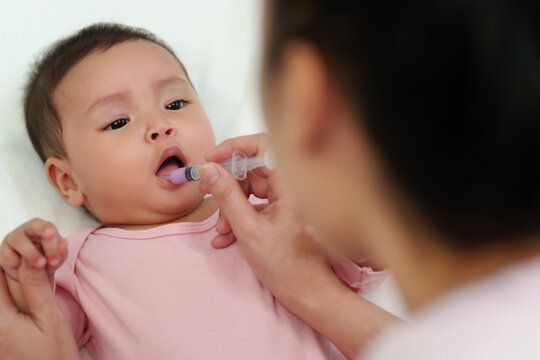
xmin=261 ymin=0 xmax=540 ymax=307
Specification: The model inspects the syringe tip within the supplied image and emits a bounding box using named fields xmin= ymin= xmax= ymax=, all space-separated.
xmin=168 ymin=167 xmax=189 ymax=184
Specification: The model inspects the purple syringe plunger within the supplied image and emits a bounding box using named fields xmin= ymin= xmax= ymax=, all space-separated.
xmin=166 ymin=167 xmax=189 ymax=184
xmin=161 ymin=166 xmax=198 ymax=184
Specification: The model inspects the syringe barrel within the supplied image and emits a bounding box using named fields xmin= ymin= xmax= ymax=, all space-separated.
xmin=186 ymin=166 xmax=200 ymax=182
xmin=166 ymin=150 xmax=273 ymax=184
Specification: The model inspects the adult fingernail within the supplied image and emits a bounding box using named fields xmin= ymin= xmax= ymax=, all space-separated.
xmin=42 ymin=227 xmax=56 ymax=238
xmin=35 ymin=257 xmax=47 ymax=268
xmin=200 ymin=164 xmax=219 ymax=185
xmin=199 ymin=182 xmax=210 ymax=194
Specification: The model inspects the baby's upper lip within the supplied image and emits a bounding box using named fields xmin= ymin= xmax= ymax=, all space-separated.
xmin=155 ymin=145 xmax=188 ymax=174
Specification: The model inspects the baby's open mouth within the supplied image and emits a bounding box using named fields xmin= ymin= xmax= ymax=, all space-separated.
xmin=156 ymin=156 xmax=184 ymax=178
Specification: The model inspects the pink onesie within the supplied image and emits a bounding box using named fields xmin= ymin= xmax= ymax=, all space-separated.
xmin=55 ymin=209 xmax=386 ymax=360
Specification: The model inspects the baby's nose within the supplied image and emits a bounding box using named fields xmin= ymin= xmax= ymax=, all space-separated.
xmin=146 ymin=124 xmax=176 ymax=142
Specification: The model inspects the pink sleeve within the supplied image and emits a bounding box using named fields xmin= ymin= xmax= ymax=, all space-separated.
xmin=329 ymin=254 xmax=388 ymax=294
xmin=52 ymin=226 xmax=100 ymax=348
xmin=54 ymin=266 xmax=91 ymax=347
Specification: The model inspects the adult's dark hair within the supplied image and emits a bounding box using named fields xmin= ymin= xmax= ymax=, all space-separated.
xmin=24 ymin=23 xmax=188 ymax=162
xmin=266 ymin=0 xmax=540 ymax=248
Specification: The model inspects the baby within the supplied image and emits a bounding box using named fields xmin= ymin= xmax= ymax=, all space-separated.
xmin=0 ymin=24 xmax=384 ymax=359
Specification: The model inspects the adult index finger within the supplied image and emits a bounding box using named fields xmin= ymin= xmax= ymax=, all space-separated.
xmin=18 ymin=260 xmax=56 ymax=323
xmin=0 ymin=269 xmax=18 ymax=315
xmin=205 ymin=133 xmax=273 ymax=178
xmin=199 ymin=163 xmax=262 ymax=241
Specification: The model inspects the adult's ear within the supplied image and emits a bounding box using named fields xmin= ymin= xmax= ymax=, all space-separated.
xmin=44 ymin=157 xmax=85 ymax=207
xmin=279 ymin=42 xmax=343 ymax=153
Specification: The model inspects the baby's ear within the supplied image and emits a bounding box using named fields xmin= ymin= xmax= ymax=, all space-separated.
xmin=45 ymin=157 xmax=85 ymax=207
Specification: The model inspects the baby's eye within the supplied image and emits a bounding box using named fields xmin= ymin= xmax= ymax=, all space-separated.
xmin=104 ymin=118 xmax=129 ymax=130
xmin=165 ymin=100 xmax=186 ymax=110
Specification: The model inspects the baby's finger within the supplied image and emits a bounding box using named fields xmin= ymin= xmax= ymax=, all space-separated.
xmin=58 ymin=236 xmax=68 ymax=256
xmin=18 ymin=218 xmax=58 ymax=240
xmin=41 ymin=228 xmax=60 ymax=266
xmin=0 ymin=244 xmax=22 ymax=269
xmin=46 ymin=238 xmax=68 ymax=275
xmin=6 ymin=233 xmax=46 ymax=269
xmin=211 ymin=232 xmax=237 ymax=249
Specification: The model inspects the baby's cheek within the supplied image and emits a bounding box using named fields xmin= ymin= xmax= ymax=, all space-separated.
xmin=80 ymin=164 xmax=138 ymax=213
xmin=185 ymin=123 xmax=216 ymax=162
xmin=86 ymin=183 xmax=140 ymax=223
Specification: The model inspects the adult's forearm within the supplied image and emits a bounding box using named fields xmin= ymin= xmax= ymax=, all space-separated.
xmin=284 ymin=281 xmax=399 ymax=359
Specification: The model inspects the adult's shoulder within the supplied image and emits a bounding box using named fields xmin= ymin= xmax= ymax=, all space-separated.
xmin=362 ymin=257 xmax=540 ymax=360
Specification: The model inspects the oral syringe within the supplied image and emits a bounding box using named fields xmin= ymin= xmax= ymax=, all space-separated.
xmin=160 ymin=150 xmax=275 ymax=184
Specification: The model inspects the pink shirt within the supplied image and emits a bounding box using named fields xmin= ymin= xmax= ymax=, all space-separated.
xmin=55 ymin=209 xmax=385 ymax=360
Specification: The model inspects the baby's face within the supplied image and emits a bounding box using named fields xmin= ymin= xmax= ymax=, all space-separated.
xmin=53 ymin=40 xmax=216 ymax=225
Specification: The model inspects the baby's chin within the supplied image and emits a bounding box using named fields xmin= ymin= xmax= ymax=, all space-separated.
xmin=94 ymin=185 xmax=206 ymax=228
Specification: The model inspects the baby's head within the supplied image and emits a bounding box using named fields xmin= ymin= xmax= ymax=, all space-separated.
xmin=24 ymin=23 xmax=216 ymax=225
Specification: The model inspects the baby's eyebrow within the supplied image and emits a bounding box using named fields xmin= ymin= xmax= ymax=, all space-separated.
xmin=86 ymin=77 xmax=189 ymax=115
xmin=86 ymin=92 xmax=129 ymax=115
xmin=153 ymin=76 xmax=189 ymax=90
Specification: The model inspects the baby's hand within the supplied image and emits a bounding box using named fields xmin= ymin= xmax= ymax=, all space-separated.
xmin=0 ymin=218 xmax=67 ymax=281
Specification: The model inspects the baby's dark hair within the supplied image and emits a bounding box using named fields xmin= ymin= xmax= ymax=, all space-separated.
xmin=266 ymin=0 xmax=540 ymax=249
xmin=24 ymin=23 xmax=188 ymax=162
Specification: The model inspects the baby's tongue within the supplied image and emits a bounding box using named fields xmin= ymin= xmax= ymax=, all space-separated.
xmin=156 ymin=158 xmax=180 ymax=177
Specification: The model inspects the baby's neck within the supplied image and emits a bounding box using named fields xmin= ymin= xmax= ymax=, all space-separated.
xmin=112 ymin=196 xmax=219 ymax=231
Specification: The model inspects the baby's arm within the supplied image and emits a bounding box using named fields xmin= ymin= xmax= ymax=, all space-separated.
xmin=0 ymin=219 xmax=67 ymax=314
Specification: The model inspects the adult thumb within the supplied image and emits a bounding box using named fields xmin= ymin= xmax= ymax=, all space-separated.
xmin=18 ymin=260 xmax=56 ymax=321
xmin=199 ymin=163 xmax=259 ymax=235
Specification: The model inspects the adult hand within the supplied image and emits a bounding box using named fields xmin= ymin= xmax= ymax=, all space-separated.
xmin=199 ymin=133 xmax=340 ymax=304
xmin=200 ymin=134 xmax=398 ymax=359
xmin=0 ymin=251 xmax=79 ymax=359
